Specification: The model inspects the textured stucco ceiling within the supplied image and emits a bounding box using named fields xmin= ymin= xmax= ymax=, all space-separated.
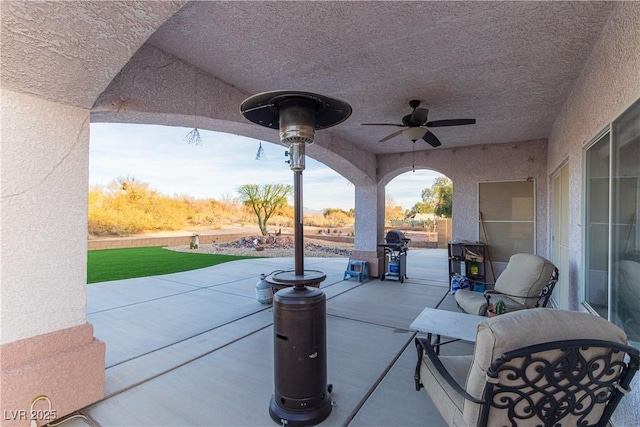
xmin=2 ymin=1 xmax=616 ymax=157
xmin=0 ymin=1 xmax=186 ymax=109
xmin=145 ymin=1 xmax=615 ymax=154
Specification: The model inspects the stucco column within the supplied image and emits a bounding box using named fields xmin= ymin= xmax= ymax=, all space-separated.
xmin=353 ymin=184 xmax=386 ymax=276
xmin=1 ymin=90 xmax=105 ymax=426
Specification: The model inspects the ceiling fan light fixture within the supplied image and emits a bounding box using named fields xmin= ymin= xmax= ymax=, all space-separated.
xmin=362 ymin=100 xmax=474 ymax=146
xmin=402 ymin=127 xmax=427 ymax=142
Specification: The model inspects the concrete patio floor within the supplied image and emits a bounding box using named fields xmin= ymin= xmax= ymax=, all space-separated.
xmin=71 ymin=249 xmax=474 ymax=426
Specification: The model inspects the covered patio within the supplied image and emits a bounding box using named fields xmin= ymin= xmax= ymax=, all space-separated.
xmin=77 ymin=250 xmax=469 ymax=426
xmin=2 ymin=2 xmax=639 ymax=425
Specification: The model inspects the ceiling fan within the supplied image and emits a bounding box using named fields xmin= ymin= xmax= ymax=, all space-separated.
xmin=361 ymin=100 xmax=476 ymax=147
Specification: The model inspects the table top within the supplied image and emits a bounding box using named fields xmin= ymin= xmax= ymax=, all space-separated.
xmin=409 ymin=307 xmax=487 ymax=342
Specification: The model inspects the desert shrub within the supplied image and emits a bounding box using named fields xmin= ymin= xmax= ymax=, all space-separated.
xmin=88 ymin=179 xmax=288 ymax=236
xmin=88 ymin=180 xmax=189 ymax=236
xmin=304 ymin=210 xmax=354 ymax=228
xmin=187 ymin=198 xmax=252 ymax=228
xmin=267 ymin=214 xmax=293 ymax=228
xmin=276 ymin=204 xmax=294 ymax=219
xmin=385 ymin=198 xmax=405 ymax=222
xmin=303 ymin=214 xmax=327 ymax=227
xmin=322 ymin=209 xmax=353 ymax=226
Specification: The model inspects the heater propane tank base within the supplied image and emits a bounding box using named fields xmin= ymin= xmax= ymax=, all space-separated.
xmin=269 ymin=389 xmax=333 ymax=427
xmin=270 ymin=284 xmax=332 ymax=426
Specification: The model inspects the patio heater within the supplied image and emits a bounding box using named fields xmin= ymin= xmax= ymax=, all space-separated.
xmin=240 ymin=91 xmax=351 ymax=426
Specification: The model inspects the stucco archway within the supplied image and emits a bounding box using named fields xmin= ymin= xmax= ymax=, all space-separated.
xmin=1 ymin=2 xmax=188 ymax=422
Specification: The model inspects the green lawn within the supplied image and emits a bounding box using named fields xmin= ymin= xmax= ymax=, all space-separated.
xmin=87 ymin=247 xmax=258 ymax=284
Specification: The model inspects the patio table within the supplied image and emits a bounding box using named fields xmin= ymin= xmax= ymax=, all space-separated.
xmin=410 ymin=307 xmax=486 ymax=343
xmin=410 ymin=307 xmax=486 ymax=389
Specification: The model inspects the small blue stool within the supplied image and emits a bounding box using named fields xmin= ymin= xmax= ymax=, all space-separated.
xmin=344 ymin=260 xmax=369 ymax=282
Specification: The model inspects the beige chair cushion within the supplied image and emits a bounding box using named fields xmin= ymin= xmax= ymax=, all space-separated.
xmin=454 ymin=253 xmax=556 ymax=315
xmin=494 ymin=253 xmax=556 ymax=306
xmin=453 ymin=289 xmax=488 ymax=315
xmin=454 ymin=288 xmax=536 ymax=316
xmin=462 ymin=308 xmax=628 ymax=426
xmin=420 ymin=355 xmax=473 ymax=427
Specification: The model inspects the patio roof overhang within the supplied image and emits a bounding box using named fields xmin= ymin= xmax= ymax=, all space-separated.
xmin=2 ymin=1 xmax=616 ymax=171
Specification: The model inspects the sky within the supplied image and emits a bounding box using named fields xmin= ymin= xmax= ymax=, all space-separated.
xmin=89 ymin=123 xmax=442 ymax=212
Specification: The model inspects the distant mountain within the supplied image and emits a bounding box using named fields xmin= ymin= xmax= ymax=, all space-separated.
xmin=304 ymin=207 xmax=324 ymax=215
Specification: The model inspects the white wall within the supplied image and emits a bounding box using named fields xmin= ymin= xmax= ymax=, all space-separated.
xmin=0 ymin=90 xmax=90 ymax=343
xmin=546 ymin=3 xmax=640 ymax=424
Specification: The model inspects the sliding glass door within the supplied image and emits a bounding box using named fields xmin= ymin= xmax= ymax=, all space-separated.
xmin=611 ymin=100 xmax=640 ymax=342
xmin=584 ymin=99 xmax=640 ymax=343
xmin=585 ymin=133 xmax=610 ymax=317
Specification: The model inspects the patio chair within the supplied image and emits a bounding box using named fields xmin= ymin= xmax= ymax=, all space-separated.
xmin=414 ymin=308 xmax=640 ymax=427
xmin=454 ymin=253 xmax=557 ymax=316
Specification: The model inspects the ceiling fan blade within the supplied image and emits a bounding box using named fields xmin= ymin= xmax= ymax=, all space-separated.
xmin=361 ymin=123 xmax=405 ymax=127
xmin=379 ymin=129 xmax=404 ymax=143
xmin=410 ymin=107 xmax=429 ymax=125
xmin=426 ymin=119 xmax=476 ymax=127
xmin=423 ymin=130 xmax=442 ymax=147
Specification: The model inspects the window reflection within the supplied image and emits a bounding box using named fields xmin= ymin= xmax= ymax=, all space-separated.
xmin=586 ymin=99 xmax=640 ymax=345
xmin=612 ymin=100 xmax=640 ymax=342
xmin=585 ymin=133 xmax=610 ymax=318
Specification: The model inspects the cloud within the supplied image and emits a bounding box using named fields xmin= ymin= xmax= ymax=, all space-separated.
xmin=89 ymin=123 xmax=438 ymax=210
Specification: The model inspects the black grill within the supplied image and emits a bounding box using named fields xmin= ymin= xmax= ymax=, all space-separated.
xmin=382 ymin=230 xmax=410 ymax=249
xmin=378 ymin=230 xmax=410 ymax=283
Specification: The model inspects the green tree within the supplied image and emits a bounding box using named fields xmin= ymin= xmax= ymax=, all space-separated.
xmin=237 ymin=183 xmax=293 ymax=236
xmin=409 ymin=201 xmax=433 ymax=216
xmin=421 ymin=176 xmax=453 ymax=218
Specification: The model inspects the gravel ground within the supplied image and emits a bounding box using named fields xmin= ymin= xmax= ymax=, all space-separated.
xmin=166 ymin=235 xmax=354 ymax=258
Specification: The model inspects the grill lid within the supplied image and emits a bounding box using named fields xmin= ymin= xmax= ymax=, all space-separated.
xmin=385 ymin=230 xmax=407 ymax=244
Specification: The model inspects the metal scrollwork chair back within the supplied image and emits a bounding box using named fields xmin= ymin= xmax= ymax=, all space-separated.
xmin=481 ymin=339 xmax=639 ymax=426
xmin=415 ymin=308 xmax=639 ymax=427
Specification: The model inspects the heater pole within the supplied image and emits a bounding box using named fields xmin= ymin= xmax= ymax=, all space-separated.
xmin=294 ymin=169 xmax=304 ymax=276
